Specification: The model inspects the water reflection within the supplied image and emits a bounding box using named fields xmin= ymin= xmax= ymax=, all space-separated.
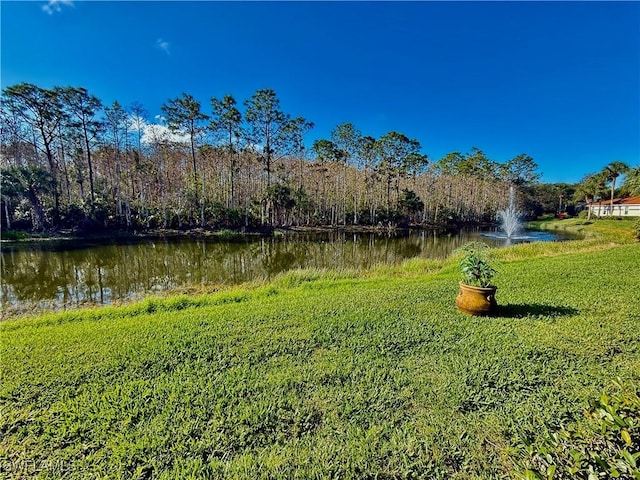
xmin=1 ymin=228 xmax=576 ymax=312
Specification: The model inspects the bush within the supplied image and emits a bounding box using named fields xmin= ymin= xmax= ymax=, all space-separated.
xmin=374 ymin=207 xmax=402 ymax=225
xmin=60 ymin=204 xmax=86 ymax=228
xmin=513 ymin=379 xmax=640 ymax=479
xmin=206 ymin=202 xmax=246 ymax=228
xmin=1 ymin=230 xmax=28 ymax=240
xmin=634 ymin=219 xmax=640 ymax=241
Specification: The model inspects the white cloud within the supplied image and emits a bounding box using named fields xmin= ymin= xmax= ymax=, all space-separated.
xmin=133 ymin=115 xmax=189 ymax=146
xmin=156 ymin=38 xmax=170 ymax=55
xmin=42 ymin=0 xmax=74 ymax=15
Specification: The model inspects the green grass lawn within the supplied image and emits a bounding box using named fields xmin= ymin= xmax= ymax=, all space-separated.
xmin=1 ymin=220 xmax=639 ymax=479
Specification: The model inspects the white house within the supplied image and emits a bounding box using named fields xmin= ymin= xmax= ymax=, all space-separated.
xmin=588 ymin=195 xmax=640 ymax=217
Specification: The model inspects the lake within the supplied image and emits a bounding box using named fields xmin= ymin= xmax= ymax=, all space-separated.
xmin=1 ymin=228 xmax=576 ymax=314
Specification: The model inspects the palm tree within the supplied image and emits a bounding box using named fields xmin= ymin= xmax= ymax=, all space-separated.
xmin=621 ymin=165 xmax=640 ymax=196
xmin=575 ymin=173 xmax=607 ymax=220
xmin=602 ymin=161 xmax=630 ymax=216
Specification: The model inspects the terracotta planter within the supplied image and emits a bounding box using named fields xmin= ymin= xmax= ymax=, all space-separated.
xmin=455 ymin=282 xmax=497 ymax=315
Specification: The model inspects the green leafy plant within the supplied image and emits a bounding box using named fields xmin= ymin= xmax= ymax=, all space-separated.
xmin=455 ymin=241 xmax=497 ymax=287
xmin=513 ymin=379 xmax=640 ymax=479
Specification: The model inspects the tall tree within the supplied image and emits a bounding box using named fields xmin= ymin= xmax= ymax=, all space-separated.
xmin=244 ymin=89 xmax=308 ymax=225
xmin=210 ymin=94 xmax=243 ymax=208
xmin=500 ymin=154 xmax=540 ymax=186
xmin=602 ymin=161 xmax=630 ymax=214
xmin=161 ymin=93 xmax=209 ymax=226
xmin=285 ymin=116 xmax=314 ymax=220
xmin=437 ymin=148 xmax=498 ymax=179
xmin=358 ymin=135 xmax=380 ymax=221
xmin=331 ymin=122 xmax=361 ymax=167
xmin=1 ymin=83 xmax=67 ymax=224
xmin=60 ymin=86 xmax=103 ymax=206
xmin=311 ymin=138 xmax=345 ymax=224
xmin=104 ymin=101 xmax=129 ymax=220
xmin=331 ymin=122 xmax=361 ymax=223
xmin=375 ymin=131 xmax=426 ymax=210
xmin=129 ymin=101 xmax=147 ymax=158
xmin=436 ymin=152 xmax=465 ymax=176
xmin=128 ymin=101 xmax=150 ymax=224
xmin=312 ymin=139 xmax=345 ymax=164
xmin=161 ymin=93 xmax=209 ymax=185
xmin=285 ymin=117 xmax=314 ymax=159
xmin=244 ymin=89 xmax=292 ymax=188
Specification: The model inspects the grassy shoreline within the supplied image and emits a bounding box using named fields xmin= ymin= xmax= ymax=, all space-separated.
xmin=1 ymin=220 xmax=639 ymax=478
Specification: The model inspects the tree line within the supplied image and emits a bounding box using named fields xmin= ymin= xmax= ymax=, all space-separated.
xmin=2 ymin=82 xmax=548 ymax=233
xmin=517 ymin=161 xmax=639 ymax=221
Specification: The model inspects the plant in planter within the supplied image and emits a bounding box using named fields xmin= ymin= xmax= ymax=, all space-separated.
xmin=454 ymin=241 xmax=498 ymax=315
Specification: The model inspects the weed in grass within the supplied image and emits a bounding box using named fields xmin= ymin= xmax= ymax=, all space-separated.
xmin=512 ymin=379 xmax=640 ymax=479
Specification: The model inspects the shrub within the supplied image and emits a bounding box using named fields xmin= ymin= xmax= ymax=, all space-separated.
xmin=513 ymin=379 xmax=640 ymax=479
xmin=374 ymin=207 xmax=402 ymax=225
xmin=1 ymin=229 xmax=28 ymax=240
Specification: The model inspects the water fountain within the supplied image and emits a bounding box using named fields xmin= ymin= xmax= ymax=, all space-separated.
xmin=498 ymin=186 xmax=521 ymax=238
xmin=480 ymin=185 xmax=560 ymax=243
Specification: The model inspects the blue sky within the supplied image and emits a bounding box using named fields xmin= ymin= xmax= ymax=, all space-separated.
xmin=2 ymin=1 xmax=639 ymax=184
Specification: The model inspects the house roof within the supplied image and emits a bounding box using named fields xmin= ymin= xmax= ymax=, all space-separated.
xmin=590 ymin=195 xmax=640 ymax=206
